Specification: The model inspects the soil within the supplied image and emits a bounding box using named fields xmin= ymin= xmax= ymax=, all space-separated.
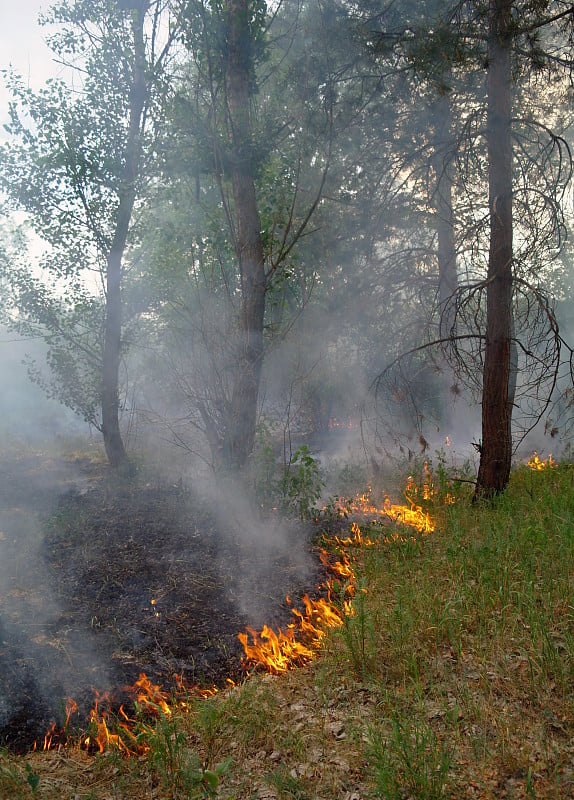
xmin=0 ymin=452 xmax=324 ymax=753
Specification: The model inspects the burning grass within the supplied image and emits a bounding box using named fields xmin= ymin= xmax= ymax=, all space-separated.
xmin=1 ymin=455 xmax=574 ymax=799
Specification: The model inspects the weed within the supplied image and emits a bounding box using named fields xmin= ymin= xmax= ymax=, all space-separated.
xmin=0 ymin=759 xmax=23 ymax=799
xmin=2 ymin=461 xmax=574 ymax=799
xmin=248 ymin=434 xmax=324 ymax=519
xmin=24 ymin=763 xmax=40 ymax=794
xmin=366 ymin=716 xmax=452 ymax=800
xmin=336 ymin=577 xmax=377 ymax=678
xmin=139 ymin=712 xmax=230 ymax=799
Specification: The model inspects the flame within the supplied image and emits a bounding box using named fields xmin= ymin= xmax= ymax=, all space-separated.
xmin=40 ymin=672 xmax=221 ymax=756
xmin=328 ymin=416 xmax=357 ymax=429
xmin=319 ymin=547 xmax=354 ymax=579
xmin=41 ymin=698 xmax=79 ymax=751
xmin=42 ymin=722 xmax=57 ymax=752
xmin=131 ymin=672 xmax=174 ymax=716
xmin=333 ymin=520 xmax=376 ymax=547
xmin=39 ymin=471 xmax=448 ymax=751
xmin=527 ymin=452 xmax=555 ymax=470
xmin=239 ymin=475 xmax=446 ymax=674
xmin=238 ymin=593 xmax=344 ymax=675
xmin=340 ymin=491 xmax=435 ymax=535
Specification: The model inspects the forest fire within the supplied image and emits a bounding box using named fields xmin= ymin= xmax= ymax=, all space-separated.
xmin=341 ymin=488 xmax=436 ymax=535
xmin=237 ymin=597 xmax=341 ymax=676
xmin=527 ymin=452 xmax=556 ymax=470
xmin=41 ymin=673 xmax=220 ymax=756
xmin=237 ymin=547 xmax=353 ymax=675
xmin=237 ymin=485 xmax=439 ymax=675
xmin=33 ymin=478 xmax=440 ymax=755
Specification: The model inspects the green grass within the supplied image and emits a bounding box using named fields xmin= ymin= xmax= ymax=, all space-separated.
xmin=1 ymin=460 xmax=573 ymax=799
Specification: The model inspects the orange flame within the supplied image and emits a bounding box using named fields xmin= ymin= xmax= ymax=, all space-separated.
xmin=40 ymin=672 xmax=221 ymax=756
xmin=40 ymin=474 xmax=446 ymax=751
xmin=527 ymin=452 xmax=555 ymax=470
xmin=41 ymin=698 xmax=79 ymax=751
xmin=238 ymin=592 xmax=344 ymax=675
xmin=340 ymin=491 xmax=435 ymax=534
xmin=239 ymin=476 xmax=444 ymax=673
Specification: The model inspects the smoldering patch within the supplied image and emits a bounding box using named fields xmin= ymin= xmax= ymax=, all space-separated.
xmin=0 ymin=452 xmax=322 ymax=752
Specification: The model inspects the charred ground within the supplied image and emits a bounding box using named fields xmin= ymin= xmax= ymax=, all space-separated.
xmin=0 ymin=452 xmax=325 ymax=753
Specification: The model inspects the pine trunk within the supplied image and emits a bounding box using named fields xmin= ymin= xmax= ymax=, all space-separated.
xmin=474 ymin=0 xmax=514 ymax=499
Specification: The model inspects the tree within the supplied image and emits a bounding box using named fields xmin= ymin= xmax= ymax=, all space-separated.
xmin=474 ymin=0 xmax=514 ymax=497
xmin=220 ymin=0 xmax=267 ymax=470
xmin=0 ymin=0 xmax=176 ymax=467
xmin=359 ymin=0 xmax=574 ymax=491
xmin=139 ymin=0 xmax=335 ymax=472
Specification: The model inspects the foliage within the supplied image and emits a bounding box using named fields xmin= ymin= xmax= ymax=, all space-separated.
xmin=279 ymin=446 xmax=325 ymax=520
xmin=2 ymin=0 xmax=573 ymax=471
xmin=248 ymin=437 xmax=325 ymax=520
xmin=141 ymin=713 xmax=230 ymax=799
xmin=334 ymin=577 xmax=377 ymax=679
xmin=0 ymin=0 xmax=174 ymax=460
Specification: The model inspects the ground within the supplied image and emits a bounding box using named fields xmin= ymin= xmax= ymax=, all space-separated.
xmin=0 ymin=451 xmax=322 ymax=753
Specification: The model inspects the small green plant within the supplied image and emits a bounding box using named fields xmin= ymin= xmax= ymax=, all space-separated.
xmin=24 ymin=764 xmax=40 ymax=795
xmin=249 ymin=420 xmax=280 ymax=510
xmin=141 ymin=712 xmax=230 ymax=798
xmin=366 ymin=716 xmax=452 ymax=800
xmin=281 ymin=445 xmax=325 ymax=519
xmin=336 ymin=577 xmax=377 ymax=678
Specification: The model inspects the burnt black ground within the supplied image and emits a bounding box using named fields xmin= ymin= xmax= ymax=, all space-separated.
xmin=0 ymin=452 xmax=322 ymax=753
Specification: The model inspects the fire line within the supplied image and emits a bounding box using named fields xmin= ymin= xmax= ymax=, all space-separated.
xmin=39 ymin=480 xmax=442 ymax=755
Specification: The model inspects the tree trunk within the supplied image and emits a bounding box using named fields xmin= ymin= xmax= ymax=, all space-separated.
xmin=433 ymin=85 xmax=458 ymax=426
xmin=221 ymin=0 xmax=267 ymax=471
xmin=101 ymin=3 xmax=148 ymax=468
xmin=474 ymin=0 xmax=514 ymax=499
xmin=435 ymin=94 xmax=457 ymax=341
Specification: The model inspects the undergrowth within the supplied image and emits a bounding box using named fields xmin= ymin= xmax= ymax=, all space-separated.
xmin=1 ymin=459 xmax=573 ymax=799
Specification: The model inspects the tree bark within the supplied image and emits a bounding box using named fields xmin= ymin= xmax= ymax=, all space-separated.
xmin=102 ymin=3 xmax=148 ymax=468
xmin=474 ymin=0 xmax=514 ymax=499
xmin=221 ymin=0 xmax=267 ymax=471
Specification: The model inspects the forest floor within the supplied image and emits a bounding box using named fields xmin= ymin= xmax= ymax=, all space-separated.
xmin=0 ymin=449 xmax=573 ymax=800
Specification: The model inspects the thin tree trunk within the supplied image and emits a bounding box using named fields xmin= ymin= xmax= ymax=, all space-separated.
xmin=435 ymin=95 xmax=457 ymax=340
xmin=102 ymin=3 xmax=148 ymax=468
xmin=221 ymin=0 xmax=267 ymax=471
xmin=433 ymin=85 xmax=458 ymax=426
xmin=474 ymin=0 xmax=514 ymax=499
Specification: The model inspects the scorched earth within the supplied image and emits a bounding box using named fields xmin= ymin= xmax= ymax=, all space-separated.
xmin=0 ymin=451 xmax=323 ymax=752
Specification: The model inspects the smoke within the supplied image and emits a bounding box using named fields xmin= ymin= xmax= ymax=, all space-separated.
xmin=195 ymin=472 xmax=315 ymax=629
xmin=0 ymin=327 xmax=92 ymax=446
xmin=0 ymin=458 xmax=113 ymax=749
xmin=0 ymin=329 xmax=113 ymax=748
